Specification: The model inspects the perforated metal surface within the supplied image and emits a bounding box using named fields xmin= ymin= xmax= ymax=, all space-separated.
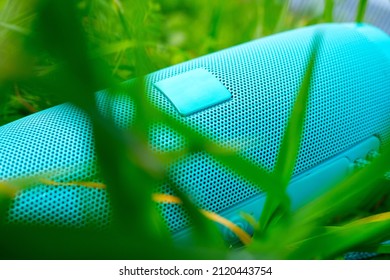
xmin=1 ymin=24 xmax=390 ymax=234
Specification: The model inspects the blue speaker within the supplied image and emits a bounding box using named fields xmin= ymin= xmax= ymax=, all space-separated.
xmin=0 ymin=23 xmax=389 ymax=244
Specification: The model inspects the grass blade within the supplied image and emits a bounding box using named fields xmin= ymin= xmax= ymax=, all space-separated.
xmin=165 ymin=179 xmax=227 ymax=249
xmin=273 ymin=32 xmax=322 ymax=187
xmin=0 ymin=21 xmax=29 ymax=34
xmin=261 ymin=0 xmax=286 ymax=36
xmin=323 ymin=0 xmax=334 ymax=22
xmin=288 ymin=212 xmax=390 ymax=259
xmin=257 ymin=30 xmax=323 ymax=232
xmin=356 ymin=0 xmax=368 ymax=23
xmin=153 ymin=192 xmax=251 ymax=245
xmin=273 ymin=0 xmax=291 ymax=33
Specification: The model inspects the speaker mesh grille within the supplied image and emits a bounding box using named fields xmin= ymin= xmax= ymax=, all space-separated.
xmin=1 ymin=24 xmax=390 ymax=233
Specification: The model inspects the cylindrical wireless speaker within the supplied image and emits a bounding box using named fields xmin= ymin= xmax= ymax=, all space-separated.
xmin=1 ymin=23 xmax=390 ymax=243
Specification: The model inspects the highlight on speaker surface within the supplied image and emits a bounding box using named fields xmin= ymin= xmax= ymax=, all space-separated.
xmin=0 ymin=0 xmax=389 ymax=260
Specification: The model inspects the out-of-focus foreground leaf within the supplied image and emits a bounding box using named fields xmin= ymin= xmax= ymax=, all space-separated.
xmin=255 ymin=30 xmax=323 ymax=234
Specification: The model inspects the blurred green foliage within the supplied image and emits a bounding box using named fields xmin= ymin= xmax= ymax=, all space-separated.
xmin=0 ymin=0 xmax=325 ymax=125
xmin=0 ymin=0 xmax=389 ymax=260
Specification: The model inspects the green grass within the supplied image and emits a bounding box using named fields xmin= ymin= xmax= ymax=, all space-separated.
xmin=0 ymin=0 xmax=389 ymax=260
xmin=357 ymin=0 xmax=369 ymax=23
